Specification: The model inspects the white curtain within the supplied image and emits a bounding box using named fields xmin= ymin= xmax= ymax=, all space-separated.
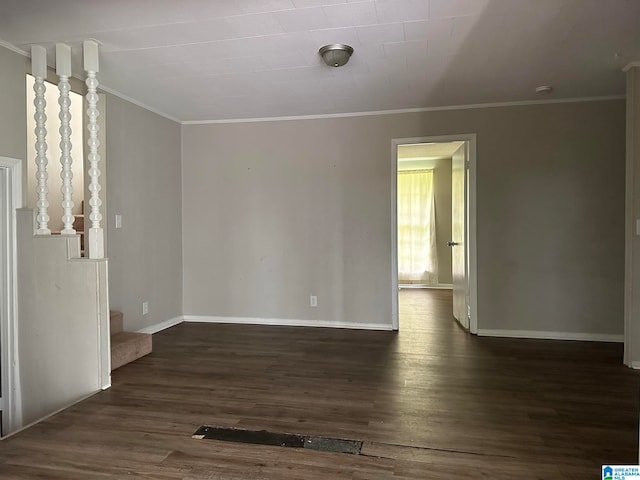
xmin=398 ymin=170 xmax=438 ymax=284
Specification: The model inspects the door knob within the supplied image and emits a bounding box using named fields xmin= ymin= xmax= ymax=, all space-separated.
xmin=447 ymin=241 xmax=459 ymax=247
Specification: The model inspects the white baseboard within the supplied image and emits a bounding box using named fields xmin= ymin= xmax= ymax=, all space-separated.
xmin=183 ymin=315 xmax=393 ymax=331
xmin=477 ymin=329 xmax=624 ymax=343
xmin=399 ymin=283 xmax=453 ymax=290
xmin=631 ymin=361 xmax=640 ymax=370
xmin=137 ymin=316 xmax=184 ymax=334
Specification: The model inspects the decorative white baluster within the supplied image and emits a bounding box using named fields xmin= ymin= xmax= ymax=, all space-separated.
xmin=56 ymin=43 xmax=75 ymax=235
xmin=84 ymin=40 xmax=104 ymax=258
xmin=31 ymin=45 xmax=51 ymax=235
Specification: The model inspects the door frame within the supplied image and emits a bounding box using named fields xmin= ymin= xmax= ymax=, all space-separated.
xmin=391 ymin=134 xmax=477 ymax=333
xmin=0 ymin=156 xmax=22 ymax=436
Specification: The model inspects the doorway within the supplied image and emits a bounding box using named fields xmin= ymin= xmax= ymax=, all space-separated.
xmin=0 ymin=156 xmax=22 ymax=437
xmin=391 ymin=135 xmax=477 ymax=333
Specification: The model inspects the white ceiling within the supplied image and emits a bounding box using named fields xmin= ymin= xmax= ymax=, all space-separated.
xmin=1 ymin=0 xmax=638 ymax=122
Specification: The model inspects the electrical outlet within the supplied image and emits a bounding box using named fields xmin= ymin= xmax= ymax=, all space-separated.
xmin=142 ymin=301 xmax=149 ymax=315
xmin=310 ymin=295 xmax=317 ymax=307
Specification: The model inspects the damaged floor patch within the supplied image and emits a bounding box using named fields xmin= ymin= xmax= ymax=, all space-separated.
xmin=193 ymin=426 xmax=363 ymax=455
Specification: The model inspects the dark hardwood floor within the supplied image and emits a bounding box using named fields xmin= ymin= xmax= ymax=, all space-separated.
xmin=1 ymin=289 xmax=638 ymax=478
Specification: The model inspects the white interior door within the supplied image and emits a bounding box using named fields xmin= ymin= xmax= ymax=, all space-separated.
xmin=450 ymin=144 xmax=469 ymax=329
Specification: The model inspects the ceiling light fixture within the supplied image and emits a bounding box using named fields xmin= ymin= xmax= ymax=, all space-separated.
xmin=319 ymin=44 xmax=354 ymax=67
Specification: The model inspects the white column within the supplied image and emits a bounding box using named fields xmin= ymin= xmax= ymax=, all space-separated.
xmin=56 ymin=43 xmax=75 ymax=235
xmin=84 ymin=40 xmax=104 ymax=258
xmin=31 ymin=45 xmax=51 ymax=235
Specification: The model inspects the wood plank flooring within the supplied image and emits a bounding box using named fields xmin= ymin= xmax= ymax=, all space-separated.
xmin=1 ymin=289 xmax=638 ymax=478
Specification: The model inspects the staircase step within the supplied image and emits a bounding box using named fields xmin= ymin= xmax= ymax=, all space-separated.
xmin=111 ymin=332 xmax=152 ymax=371
xmin=110 ymin=310 xmax=124 ymax=335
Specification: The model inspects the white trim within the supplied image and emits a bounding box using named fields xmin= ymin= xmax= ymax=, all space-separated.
xmin=631 ymin=361 xmax=640 ymax=370
xmin=0 ymin=40 xmax=28 ymax=57
xmin=624 ymin=66 xmax=635 ymax=367
xmin=0 ymin=41 xmax=180 ymax=124
xmin=0 ymin=157 xmax=22 ymax=436
xmin=182 ymin=96 xmax=624 ymax=125
xmin=391 ymin=135 xmax=477 ymax=333
xmin=467 ymin=137 xmax=478 ymax=335
xmin=0 ymin=39 xmax=623 ymax=125
xmin=183 ymin=315 xmax=393 ymax=331
xmin=623 ymin=62 xmax=640 ymax=72
xmin=97 ymin=83 xmax=181 ymax=124
xmin=399 ymin=283 xmax=453 ymax=290
xmin=391 ymin=140 xmax=399 ymax=331
xmin=137 ymin=316 xmax=184 ymax=334
xmin=477 ymin=329 xmax=624 ymax=343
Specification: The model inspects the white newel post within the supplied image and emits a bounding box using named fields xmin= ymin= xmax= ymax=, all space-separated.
xmin=84 ymin=40 xmax=104 ymax=259
xmin=55 ymin=43 xmax=76 ymax=235
xmin=31 ymin=45 xmax=51 ymax=235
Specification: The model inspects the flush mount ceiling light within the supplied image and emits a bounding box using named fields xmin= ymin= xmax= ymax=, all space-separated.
xmin=319 ymin=44 xmax=354 ymax=67
xmin=535 ymin=85 xmax=553 ymax=93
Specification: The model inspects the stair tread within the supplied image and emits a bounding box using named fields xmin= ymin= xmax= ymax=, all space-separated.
xmin=111 ymin=331 xmax=150 ymax=341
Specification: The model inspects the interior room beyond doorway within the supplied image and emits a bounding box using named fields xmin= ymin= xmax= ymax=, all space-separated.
xmin=397 ymin=141 xmax=464 ymax=289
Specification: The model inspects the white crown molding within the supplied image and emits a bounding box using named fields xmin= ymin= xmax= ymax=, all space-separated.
xmin=477 ymin=329 xmax=623 ymax=343
xmin=0 ymin=39 xmax=625 ymax=127
xmin=183 ymin=315 xmax=393 ymax=331
xmin=623 ymin=61 xmax=640 ymax=72
xmin=0 ymin=39 xmax=181 ymax=124
xmin=96 ymin=83 xmax=181 ymax=124
xmin=0 ymin=39 xmax=28 ymax=57
xmin=182 ymin=95 xmax=625 ymax=125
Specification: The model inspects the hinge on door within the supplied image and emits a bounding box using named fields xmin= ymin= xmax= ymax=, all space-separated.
xmin=465 ymin=160 xmax=470 ymax=169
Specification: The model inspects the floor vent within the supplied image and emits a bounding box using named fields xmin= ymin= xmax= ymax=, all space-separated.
xmin=193 ymin=426 xmax=363 ymax=455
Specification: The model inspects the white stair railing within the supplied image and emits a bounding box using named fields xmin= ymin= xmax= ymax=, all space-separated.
xmin=30 ymin=42 xmax=104 ymax=259
xmin=55 ymin=43 xmax=76 ymax=235
xmin=84 ymin=40 xmax=104 ymax=259
xmin=31 ymin=45 xmax=51 ymax=235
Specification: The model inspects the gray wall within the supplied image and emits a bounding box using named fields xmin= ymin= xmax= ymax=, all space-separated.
xmin=105 ymin=95 xmax=183 ymax=331
xmin=0 ymin=45 xmax=626 ymax=338
xmin=0 ymin=44 xmax=184 ymax=333
xmin=0 ymin=47 xmax=27 ymax=194
xmin=182 ymin=100 xmax=625 ymax=335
